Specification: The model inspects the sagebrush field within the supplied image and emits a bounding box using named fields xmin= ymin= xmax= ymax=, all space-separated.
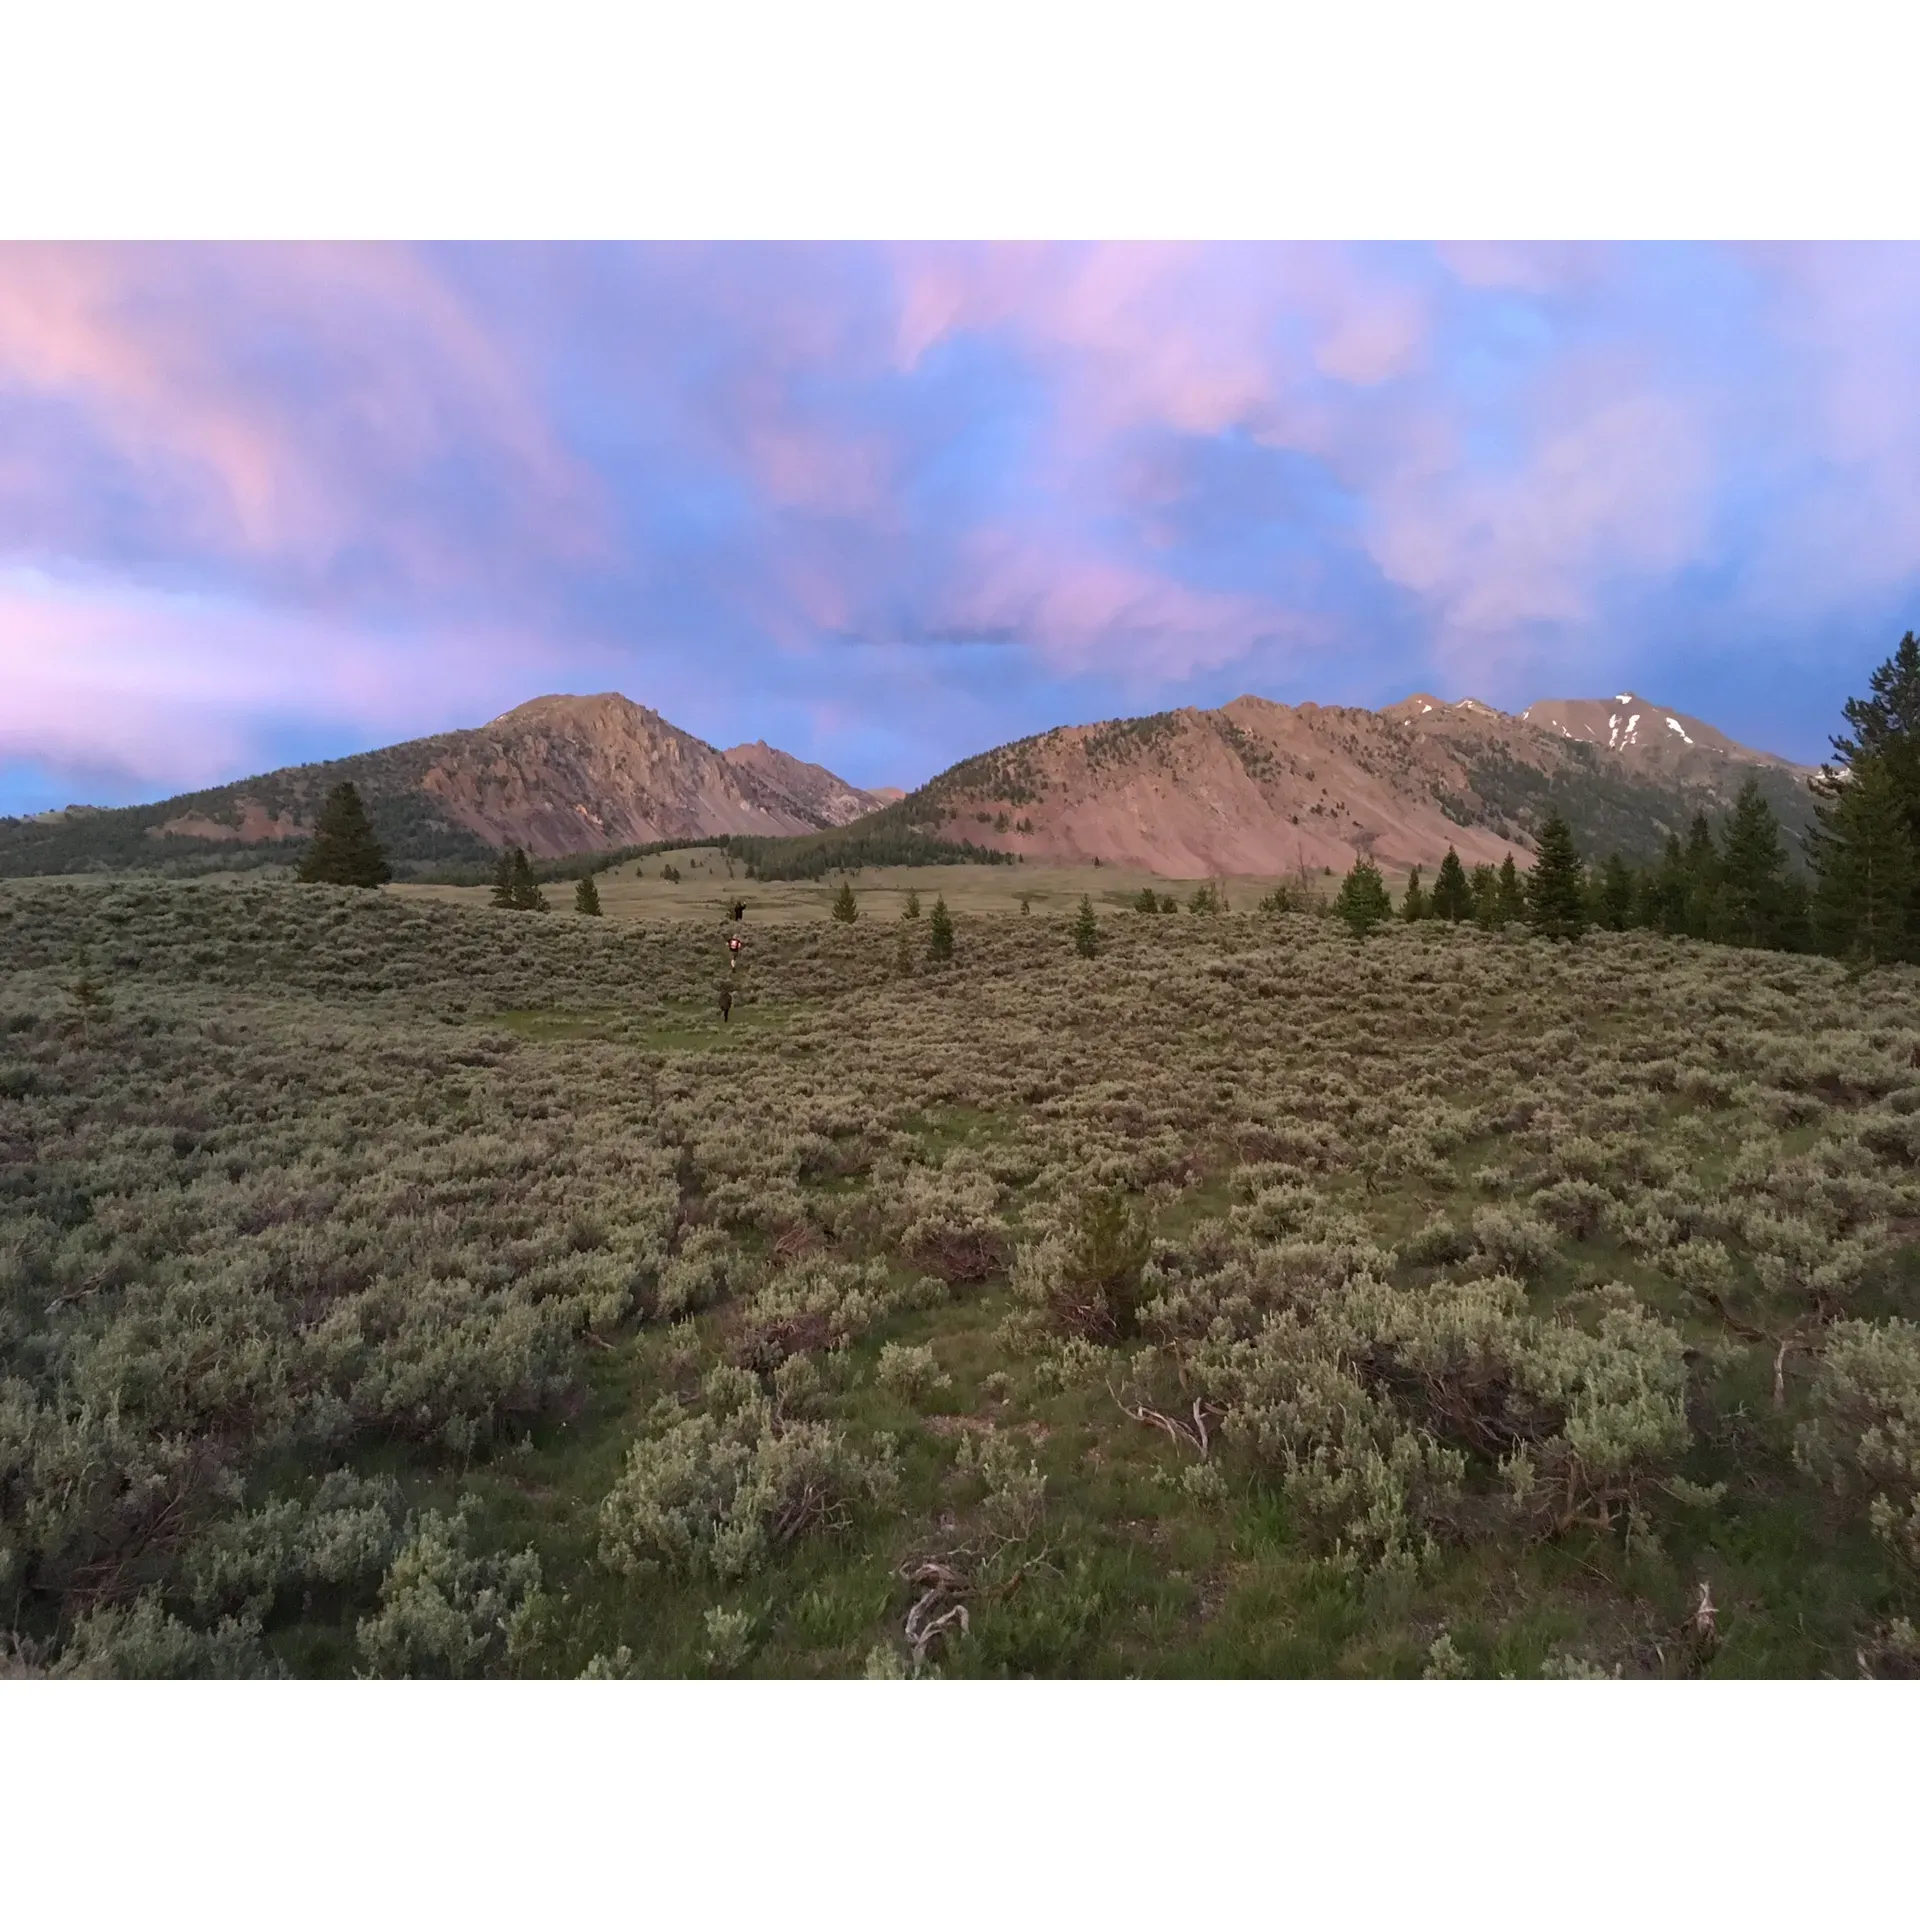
xmin=5 ymin=870 xmax=1920 ymax=1678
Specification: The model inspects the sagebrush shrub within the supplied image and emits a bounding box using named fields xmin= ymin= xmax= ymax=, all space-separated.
xmin=599 ymin=1398 xmax=896 ymax=1582
xmin=875 ymin=1342 xmax=952 ymax=1403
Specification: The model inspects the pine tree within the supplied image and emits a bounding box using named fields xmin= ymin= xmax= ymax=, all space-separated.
xmin=1718 ymin=777 xmax=1789 ymax=948
xmin=1824 ymin=630 xmax=1920 ymax=842
xmin=1072 ymin=895 xmax=1099 ymax=957
xmin=1134 ymin=888 xmax=1159 ymax=913
xmin=1493 ymin=854 xmax=1527 ymax=927
xmin=1469 ymin=862 xmax=1499 ymax=927
xmin=574 ymin=873 xmax=603 ymax=916
xmin=1643 ymin=832 xmax=1691 ymax=934
xmin=1813 ymin=752 xmax=1915 ymax=965
xmin=902 ymin=888 xmax=921 ymax=920
xmin=490 ymin=847 xmax=545 ymax=911
xmin=1814 ymin=632 xmax=1920 ymax=944
xmin=1334 ymin=856 xmax=1393 ymax=938
xmin=927 ymin=895 xmax=954 ymax=962
xmin=295 ymin=782 xmax=391 ymax=887
xmin=1525 ymin=814 xmax=1586 ymax=940
xmin=1597 ymin=853 xmax=1636 ymax=932
xmin=1400 ymin=865 xmax=1427 ymax=922
xmin=1430 ymin=848 xmax=1472 ymax=923
xmin=830 ymin=881 xmax=858 ymax=923
xmin=1160 ymin=894 xmax=1179 ymax=915
xmin=1681 ymin=811 xmax=1725 ymax=938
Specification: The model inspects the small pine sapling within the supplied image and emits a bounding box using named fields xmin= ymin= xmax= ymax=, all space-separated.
xmin=574 ymin=873 xmax=603 ymax=916
xmin=1072 ymin=895 xmax=1099 ymax=957
xmin=831 ymin=881 xmax=859 ymax=923
xmin=927 ymin=895 xmax=954 ymax=962
xmin=65 ymin=945 xmax=114 ymax=1042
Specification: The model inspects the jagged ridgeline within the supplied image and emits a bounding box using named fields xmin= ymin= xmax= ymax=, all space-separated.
xmin=2 ymin=685 xmax=1824 ymax=884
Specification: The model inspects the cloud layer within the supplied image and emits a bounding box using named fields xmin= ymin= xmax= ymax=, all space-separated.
xmin=5 ymin=241 xmax=1920 ymax=807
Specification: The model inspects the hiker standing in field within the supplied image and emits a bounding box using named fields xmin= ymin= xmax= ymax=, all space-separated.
xmin=726 ymin=931 xmax=744 ymax=971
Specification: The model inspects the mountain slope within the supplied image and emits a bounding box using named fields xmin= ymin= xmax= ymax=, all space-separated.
xmin=1518 ymin=691 xmax=1800 ymax=777
xmin=854 ymin=691 xmax=1823 ymax=879
xmin=0 ymin=694 xmax=884 ymax=879
xmin=721 ymin=740 xmax=882 ymax=829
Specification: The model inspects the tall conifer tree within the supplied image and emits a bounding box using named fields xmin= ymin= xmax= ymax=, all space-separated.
xmin=1430 ymin=848 xmax=1472 ymax=923
xmin=296 ymin=782 xmax=391 ymax=887
xmin=1525 ymin=814 xmax=1586 ymax=940
xmin=1813 ymin=752 xmax=1915 ymax=964
xmin=1718 ymin=777 xmax=1790 ymax=948
xmin=1493 ymin=854 xmax=1527 ymax=927
xmin=1597 ymin=853 xmax=1636 ymax=932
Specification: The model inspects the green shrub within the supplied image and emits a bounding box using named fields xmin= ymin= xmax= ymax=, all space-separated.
xmin=875 ymin=1342 xmax=952 ymax=1403
xmin=599 ymin=1398 xmax=896 ymax=1582
xmin=354 ymin=1501 xmax=542 ymax=1678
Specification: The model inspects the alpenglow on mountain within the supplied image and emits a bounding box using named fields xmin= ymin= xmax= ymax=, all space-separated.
xmin=0 ymin=687 xmax=1819 ymax=881
xmin=849 ymin=690 xmax=1819 ymax=879
xmin=0 ymin=694 xmax=890 ymax=879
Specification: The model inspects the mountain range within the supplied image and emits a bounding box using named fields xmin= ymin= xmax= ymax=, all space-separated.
xmin=0 ymin=686 xmax=1821 ymax=882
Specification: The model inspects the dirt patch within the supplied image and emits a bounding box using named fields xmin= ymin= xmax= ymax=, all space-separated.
xmin=925 ymin=1414 xmax=1050 ymax=1442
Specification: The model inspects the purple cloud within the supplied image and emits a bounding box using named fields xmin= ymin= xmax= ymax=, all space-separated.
xmin=4 ymin=241 xmax=1919 ymax=811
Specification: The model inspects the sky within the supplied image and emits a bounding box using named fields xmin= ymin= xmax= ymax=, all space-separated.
xmin=4 ymin=240 xmax=1920 ymax=815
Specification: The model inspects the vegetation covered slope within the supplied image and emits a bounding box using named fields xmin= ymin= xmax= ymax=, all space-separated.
xmin=795 ymin=692 xmax=1820 ymax=883
xmin=5 ymin=876 xmax=1920 ymax=1677
xmin=0 ymin=694 xmax=882 ymax=881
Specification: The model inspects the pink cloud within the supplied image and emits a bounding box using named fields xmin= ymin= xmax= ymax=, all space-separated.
xmin=937 ymin=529 xmax=1321 ymax=685
xmin=0 ymin=244 xmax=609 ymax=605
xmin=0 ymin=566 xmax=565 ymax=790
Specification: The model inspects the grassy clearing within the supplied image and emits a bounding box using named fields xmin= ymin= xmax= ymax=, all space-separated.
xmin=4 ymin=873 xmax=1919 ymax=1677
xmin=393 ymin=854 xmax=1327 ymax=926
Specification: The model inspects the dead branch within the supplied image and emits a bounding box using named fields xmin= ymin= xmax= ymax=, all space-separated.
xmin=1106 ymin=1381 xmax=1216 ymax=1458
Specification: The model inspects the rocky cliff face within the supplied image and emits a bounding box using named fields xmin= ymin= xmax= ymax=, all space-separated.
xmin=721 ymin=739 xmax=886 ymax=831
xmin=412 ymin=694 xmax=846 ymax=855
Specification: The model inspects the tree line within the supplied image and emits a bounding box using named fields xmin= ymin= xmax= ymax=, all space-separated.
xmin=288 ymin=632 xmax=1920 ymax=970
xmin=1321 ymin=632 xmax=1920 ymax=963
